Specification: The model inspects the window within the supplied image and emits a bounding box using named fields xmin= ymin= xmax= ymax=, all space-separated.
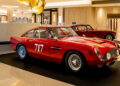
xmin=73 ymin=27 xmax=79 ymax=31
xmin=34 ymin=29 xmax=48 ymax=39
xmin=78 ymin=26 xmax=87 ymax=30
xmin=23 ymin=30 xmax=34 ymax=38
xmin=73 ymin=26 xmax=87 ymax=31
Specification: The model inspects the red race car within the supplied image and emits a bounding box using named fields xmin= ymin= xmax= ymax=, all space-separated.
xmin=71 ymin=24 xmax=116 ymax=41
xmin=11 ymin=26 xmax=119 ymax=72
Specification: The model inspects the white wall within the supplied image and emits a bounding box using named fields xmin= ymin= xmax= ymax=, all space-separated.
xmin=0 ymin=23 xmax=40 ymax=42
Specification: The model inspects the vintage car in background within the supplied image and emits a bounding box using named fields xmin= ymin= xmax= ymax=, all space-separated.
xmin=71 ymin=24 xmax=116 ymax=41
xmin=11 ymin=26 xmax=119 ymax=73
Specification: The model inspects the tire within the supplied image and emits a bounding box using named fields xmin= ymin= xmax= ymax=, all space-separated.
xmin=64 ymin=51 xmax=86 ymax=73
xmin=105 ymin=34 xmax=114 ymax=41
xmin=17 ymin=44 xmax=28 ymax=60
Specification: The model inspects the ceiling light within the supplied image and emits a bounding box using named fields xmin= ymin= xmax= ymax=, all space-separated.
xmin=13 ymin=14 xmax=16 ymax=17
xmin=0 ymin=10 xmax=7 ymax=14
xmin=46 ymin=0 xmax=91 ymax=7
xmin=1 ymin=5 xmax=19 ymax=8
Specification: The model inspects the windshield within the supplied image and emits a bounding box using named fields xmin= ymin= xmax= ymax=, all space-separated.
xmin=86 ymin=25 xmax=93 ymax=30
xmin=48 ymin=27 xmax=78 ymax=38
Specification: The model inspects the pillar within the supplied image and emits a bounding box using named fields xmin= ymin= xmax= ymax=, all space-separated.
xmin=58 ymin=8 xmax=64 ymax=25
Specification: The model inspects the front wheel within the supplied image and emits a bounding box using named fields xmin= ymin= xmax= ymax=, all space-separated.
xmin=17 ymin=45 xmax=28 ymax=60
xmin=105 ymin=34 xmax=114 ymax=41
xmin=64 ymin=51 xmax=86 ymax=73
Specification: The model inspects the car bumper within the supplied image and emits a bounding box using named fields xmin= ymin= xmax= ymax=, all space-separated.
xmin=97 ymin=57 xmax=117 ymax=67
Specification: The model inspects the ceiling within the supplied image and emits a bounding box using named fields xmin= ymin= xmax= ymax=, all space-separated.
xmin=0 ymin=0 xmax=91 ymax=15
xmin=0 ymin=0 xmax=91 ymax=8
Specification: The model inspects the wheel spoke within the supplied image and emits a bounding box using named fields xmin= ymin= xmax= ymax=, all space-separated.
xmin=18 ymin=46 xmax=26 ymax=59
xmin=68 ymin=54 xmax=82 ymax=71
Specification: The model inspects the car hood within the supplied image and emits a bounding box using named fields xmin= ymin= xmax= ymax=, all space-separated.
xmin=60 ymin=36 xmax=116 ymax=48
xmin=61 ymin=36 xmax=105 ymax=44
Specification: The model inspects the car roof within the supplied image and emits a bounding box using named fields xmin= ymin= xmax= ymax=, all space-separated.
xmin=34 ymin=25 xmax=70 ymax=30
xmin=21 ymin=25 xmax=71 ymax=37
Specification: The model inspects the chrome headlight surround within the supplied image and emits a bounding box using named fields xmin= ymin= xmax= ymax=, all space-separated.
xmin=106 ymin=52 xmax=111 ymax=60
xmin=117 ymin=50 xmax=119 ymax=56
xmin=94 ymin=48 xmax=101 ymax=58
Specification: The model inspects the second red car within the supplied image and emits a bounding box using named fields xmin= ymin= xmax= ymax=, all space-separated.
xmin=71 ymin=24 xmax=116 ymax=41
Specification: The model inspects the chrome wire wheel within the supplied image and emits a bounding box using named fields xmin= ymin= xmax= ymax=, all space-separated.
xmin=68 ymin=54 xmax=82 ymax=71
xmin=17 ymin=45 xmax=27 ymax=60
xmin=105 ymin=35 xmax=113 ymax=41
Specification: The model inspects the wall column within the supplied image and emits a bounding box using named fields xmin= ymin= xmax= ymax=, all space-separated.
xmin=58 ymin=8 xmax=64 ymax=25
xmin=7 ymin=8 xmax=13 ymax=22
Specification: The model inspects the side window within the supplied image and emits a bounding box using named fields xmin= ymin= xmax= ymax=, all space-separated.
xmin=34 ymin=29 xmax=48 ymax=39
xmin=78 ymin=26 xmax=86 ymax=30
xmin=73 ymin=27 xmax=78 ymax=31
xmin=23 ymin=30 xmax=34 ymax=38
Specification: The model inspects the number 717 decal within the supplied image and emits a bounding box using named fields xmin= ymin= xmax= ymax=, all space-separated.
xmin=35 ymin=44 xmax=44 ymax=52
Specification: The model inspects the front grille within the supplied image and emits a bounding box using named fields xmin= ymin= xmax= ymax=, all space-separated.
xmin=102 ymin=49 xmax=118 ymax=61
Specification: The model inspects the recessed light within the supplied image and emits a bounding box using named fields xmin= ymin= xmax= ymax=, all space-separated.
xmin=1 ymin=5 xmax=19 ymax=8
xmin=46 ymin=0 xmax=91 ymax=7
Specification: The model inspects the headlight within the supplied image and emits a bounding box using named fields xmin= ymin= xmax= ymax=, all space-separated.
xmin=106 ymin=53 xmax=111 ymax=60
xmin=117 ymin=50 xmax=119 ymax=56
xmin=94 ymin=48 xmax=101 ymax=58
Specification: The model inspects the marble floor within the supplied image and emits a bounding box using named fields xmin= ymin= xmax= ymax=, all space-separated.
xmin=0 ymin=62 xmax=73 ymax=86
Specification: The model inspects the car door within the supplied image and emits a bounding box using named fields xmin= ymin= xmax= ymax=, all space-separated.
xmin=33 ymin=28 xmax=64 ymax=63
xmin=44 ymin=27 xmax=66 ymax=63
xmin=32 ymin=28 xmax=49 ymax=60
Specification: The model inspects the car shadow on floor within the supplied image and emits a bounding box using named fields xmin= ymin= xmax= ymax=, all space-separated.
xmin=0 ymin=53 xmax=119 ymax=86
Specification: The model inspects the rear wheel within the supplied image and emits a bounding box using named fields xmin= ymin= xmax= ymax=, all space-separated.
xmin=17 ymin=45 xmax=28 ymax=60
xmin=105 ymin=34 xmax=114 ymax=41
xmin=64 ymin=51 xmax=86 ymax=73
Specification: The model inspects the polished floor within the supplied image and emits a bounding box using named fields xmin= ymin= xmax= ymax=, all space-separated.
xmin=0 ymin=44 xmax=14 ymax=55
xmin=0 ymin=45 xmax=120 ymax=86
xmin=0 ymin=53 xmax=120 ymax=86
xmin=0 ymin=54 xmax=73 ymax=86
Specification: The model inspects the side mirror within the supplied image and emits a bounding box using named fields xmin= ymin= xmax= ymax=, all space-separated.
xmin=53 ymin=37 xmax=58 ymax=41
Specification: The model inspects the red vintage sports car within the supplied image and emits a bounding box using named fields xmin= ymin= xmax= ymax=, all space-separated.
xmin=71 ymin=24 xmax=116 ymax=41
xmin=11 ymin=26 xmax=119 ymax=72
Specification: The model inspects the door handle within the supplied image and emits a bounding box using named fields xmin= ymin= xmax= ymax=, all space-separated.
xmin=39 ymin=41 xmax=43 ymax=43
xmin=51 ymin=46 xmax=61 ymax=50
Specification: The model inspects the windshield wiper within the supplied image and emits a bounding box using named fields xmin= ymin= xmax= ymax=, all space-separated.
xmin=68 ymin=35 xmax=74 ymax=37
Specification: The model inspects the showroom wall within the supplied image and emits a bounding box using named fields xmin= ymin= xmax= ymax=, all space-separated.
xmin=64 ymin=7 xmax=96 ymax=29
xmin=95 ymin=6 xmax=120 ymax=40
xmin=0 ymin=23 xmax=40 ymax=42
xmin=96 ymin=7 xmax=120 ymax=30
